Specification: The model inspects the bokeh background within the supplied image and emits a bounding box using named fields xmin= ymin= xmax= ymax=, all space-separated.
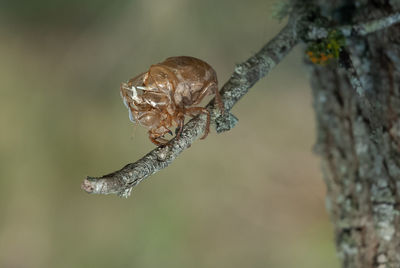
xmin=0 ymin=0 xmax=339 ymax=267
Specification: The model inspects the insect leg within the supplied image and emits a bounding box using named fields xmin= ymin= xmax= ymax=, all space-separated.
xmin=175 ymin=114 xmax=185 ymax=139
xmin=150 ymin=135 xmax=162 ymax=146
xmin=149 ymin=132 xmax=167 ymax=146
xmin=149 ymin=128 xmax=173 ymax=146
xmin=191 ymin=82 xmax=215 ymax=106
xmin=192 ymin=82 xmax=224 ymax=114
xmin=214 ymin=84 xmax=224 ymax=114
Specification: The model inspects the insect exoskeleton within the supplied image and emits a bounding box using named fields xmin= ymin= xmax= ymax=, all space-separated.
xmin=120 ymin=56 xmax=224 ymax=145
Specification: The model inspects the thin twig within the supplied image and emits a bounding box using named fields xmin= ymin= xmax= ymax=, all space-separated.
xmin=81 ymin=19 xmax=300 ymax=197
xmin=307 ymin=12 xmax=400 ymax=40
xmin=341 ymin=12 xmax=400 ymax=37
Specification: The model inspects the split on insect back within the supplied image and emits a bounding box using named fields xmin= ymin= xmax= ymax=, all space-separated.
xmin=120 ymin=56 xmax=224 ymax=145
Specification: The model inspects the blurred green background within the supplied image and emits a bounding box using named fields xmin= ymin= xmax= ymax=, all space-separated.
xmin=0 ymin=0 xmax=339 ymax=267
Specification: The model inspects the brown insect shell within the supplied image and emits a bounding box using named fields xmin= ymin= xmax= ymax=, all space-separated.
xmin=156 ymin=56 xmax=218 ymax=108
xmin=121 ymin=56 xmax=218 ymax=143
xmin=120 ymin=73 xmax=173 ymax=132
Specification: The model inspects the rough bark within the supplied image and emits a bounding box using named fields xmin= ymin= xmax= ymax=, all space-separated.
xmin=309 ymin=1 xmax=400 ymax=267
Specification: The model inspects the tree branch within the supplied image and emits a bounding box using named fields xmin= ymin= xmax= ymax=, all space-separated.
xmin=81 ymin=19 xmax=300 ymax=197
xmin=81 ymin=7 xmax=400 ymax=198
xmin=341 ymin=11 xmax=400 ymax=37
xmin=306 ymin=12 xmax=400 ymax=40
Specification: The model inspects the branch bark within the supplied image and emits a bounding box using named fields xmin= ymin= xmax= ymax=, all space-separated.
xmin=306 ymin=12 xmax=400 ymax=40
xmin=81 ymin=17 xmax=300 ymax=197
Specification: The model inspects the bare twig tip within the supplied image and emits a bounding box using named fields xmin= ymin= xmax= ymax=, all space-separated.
xmin=81 ymin=178 xmax=95 ymax=193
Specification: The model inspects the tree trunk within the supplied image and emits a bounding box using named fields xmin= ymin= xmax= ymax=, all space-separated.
xmin=309 ymin=1 xmax=400 ymax=267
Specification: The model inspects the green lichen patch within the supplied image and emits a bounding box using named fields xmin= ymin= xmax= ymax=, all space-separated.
xmin=306 ymin=30 xmax=345 ymax=65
